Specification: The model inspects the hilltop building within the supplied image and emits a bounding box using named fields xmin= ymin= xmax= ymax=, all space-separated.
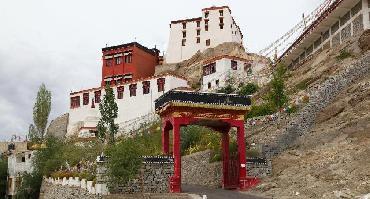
xmin=101 ymin=42 xmax=160 ymax=86
xmin=279 ymin=0 xmax=370 ymax=67
xmin=200 ymin=55 xmax=267 ymax=91
xmin=165 ymin=6 xmax=243 ymax=64
xmin=67 ymin=42 xmax=189 ymax=138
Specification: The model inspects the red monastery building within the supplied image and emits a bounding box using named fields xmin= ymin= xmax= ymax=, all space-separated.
xmin=101 ymin=42 xmax=160 ymax=86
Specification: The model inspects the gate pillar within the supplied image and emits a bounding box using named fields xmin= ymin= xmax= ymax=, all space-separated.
xmin=221 ymin=131 xmax=230 ymax=188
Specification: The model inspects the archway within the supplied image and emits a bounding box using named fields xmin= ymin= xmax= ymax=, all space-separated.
xmin=155 ymin=90 xmax=259 ymax=193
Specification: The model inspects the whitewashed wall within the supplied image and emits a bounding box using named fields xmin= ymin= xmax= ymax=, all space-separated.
xmin=8 ymin=151 xmax=34 ymax=196
xmin=165 ymin=7 xmax=243 ymax=64
xmin=67 ymin=75 xmax=189 ymax=137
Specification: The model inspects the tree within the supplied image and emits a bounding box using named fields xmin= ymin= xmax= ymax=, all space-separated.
xmin=268 ymin=64 xmax=288 ymax=109
xmin=238 ymin=83 xmax=259 ymax=96
xmin=28 ymin=124 xmax=40 ymax=143
xmin=0 ymin=157 xmax=7 ymax=197
xmin=97 ymin=85 xmax=119 ymax=144
xmin=32 ymin=84 xmax=51 ymax=140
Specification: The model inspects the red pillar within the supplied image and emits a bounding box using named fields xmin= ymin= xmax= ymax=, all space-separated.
xmin=236 ymin=121 xmax=259 ymax=190
xmin=221 ymin=131 xmax=230 ymax=188
xmin=162 ymin=121 xmax=169 ymax=155
xmin=170 ymin=120 xmax=181 ymax=193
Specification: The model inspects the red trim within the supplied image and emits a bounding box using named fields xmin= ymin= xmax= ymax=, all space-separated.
xmin=70 ymin=73 xmax=188 ymax=96
xmin=202 ymin=6 xmax=230 ymax=12
xmin=171 ymin=17 xmax=202 ymax=24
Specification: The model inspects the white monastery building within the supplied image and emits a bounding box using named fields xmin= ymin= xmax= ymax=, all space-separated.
xmin=67 ymin=73 xmax=189 ymax=138
xmin=165 ymin=6 xmax=244 ymax=64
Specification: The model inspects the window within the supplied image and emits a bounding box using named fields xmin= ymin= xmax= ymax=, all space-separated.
xmin=206 ymin=39 xmax=210 ymax=46
xmin=216 ymin=79 xmax=219 ymax=86
xmin=94 ymin=90 xmax=101 ymax=103
xmin=219 ymin=10 xmax=224 ymax=16
xmin=21 ymin=156 xmax=25 ymax=162
xmin=105 ymin=59 xmax=112 ymax=67
xmin=205 ymin=25 xmax=209 ymax=31
xmin=129 ymin=84 xmax=137 ymax=97
xmin=182 ymin=31 xmax=186 ymax=38
xmin=117 ymin=86 xmax=124 ymax=99
xmin=117 ymin=78 xmax=123 ymax=85
xmin=182 ymin=22 xmax=186 ymax=29
xmin=197 ymin=29 xmax=200 ymax=36
xmin=28 ymin=154 xmax=31 ymax=159
xmin=208 ymin=82 xmax=211 ymax=89
xmin=219 ymin=17 xmax=223 ymax=24
xmin=231 ymin=60 xmax=237 ymax=70
xmin=124 ymin=54 xmax=132 ymax=63
xmin=203 ymin=63 xmax=216 ymax=76
xmin=83 ymin=93 xmax=89 ymax=105
xmin=182 ymin=39 xmax=186 ymax=46
xmin=205 ymin=20 xmax=209 ymax=31
xmin=196 ymin=37 xmax=200 ymax=43
xmin=196 ymin=21 xmax=201 ymax=27
xmin=143 ymin=81 xmax=150 ymax=94
xmin=219 ymin=24 xmax=224 ymax=29
xmin=115 ymin=56 xmax=122 ymax=65
xmin=157 ymin=78 xmax=165 ymax=92
xmin=70 ymin=96 xmax=80 ymax=109
xmin=244 ymin=63 xmax=252 ymax=75
xmin=205 ymin=11 xmax=209 ymax=18
xmin=205 ymin=20 xmax=209 ymax=25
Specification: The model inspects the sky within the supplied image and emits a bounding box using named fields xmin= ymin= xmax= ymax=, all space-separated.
xmin=0 ymin=0 xmax=323 ymax=140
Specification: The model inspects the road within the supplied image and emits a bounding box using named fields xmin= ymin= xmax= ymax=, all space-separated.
xmin=182 ymin=184 xmax=268 ymax=199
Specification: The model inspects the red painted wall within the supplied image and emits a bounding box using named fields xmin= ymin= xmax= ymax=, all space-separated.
xmin=101 ymin=43 xmax=159 ymax=86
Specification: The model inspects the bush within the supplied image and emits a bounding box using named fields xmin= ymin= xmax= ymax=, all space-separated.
xmin=0 ymin=158 xmax=7 ymax=197
xmin=16 ymin=172 xmax=42 ymax=199
xmin=105 ymin=138 xmax=143 ymax=185
xmin=216 ymin=85 xmax=236 ymax=94
xmin=246 ymin=103 xmax=275 ymax=119
xmin=238 ymin=83 xmax=259 ymax=96
xmin=336 ymin=49 xmax=352 ymax=60
xmin=295 ymin=78 xmax=313 ymax=90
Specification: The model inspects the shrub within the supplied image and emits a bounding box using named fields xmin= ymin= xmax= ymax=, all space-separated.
xmin=246 ymin=103 xmax=275 ymax=119
xmin=16 ymin=172 xmax=42 ymax=199
xmin=238 ymin=83 xmax=259 ymax=96
xmin=105 ymin=138 xmax=143 ymax=185
xmin=0 ymin=158 xmax=7 ymax=197
xmin=216 ymin=85 xmax=236 ymax=94
xmin=268 ymin=64 xmax=288 ymax=109
xmin=295 ymin=78 xmax=313 ymax=90
xmin=336 ymin=49 xmax=352 ymax=60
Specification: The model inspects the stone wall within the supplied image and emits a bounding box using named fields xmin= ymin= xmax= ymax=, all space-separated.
xmin=39 ymin=180 xmax=101 ymax=199
xmin=112 ymin=160 xmax=173 ymax=194
xmin=181 ymin=150 xmax=272 ymax=188
xmin=264 ymin=53 xmax=370 ymax=157
xmin=181 ymin=150 xmax=222 ymax=188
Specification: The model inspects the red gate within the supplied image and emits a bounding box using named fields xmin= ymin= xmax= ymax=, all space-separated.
xmin=224 ymin=153 xmax=239 ymax=189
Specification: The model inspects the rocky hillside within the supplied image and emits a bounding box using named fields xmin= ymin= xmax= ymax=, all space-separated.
xmin=155 ymin=42 xmax=270 ymax=88
xmin=250 ymin=30 xmax=370 ymax=198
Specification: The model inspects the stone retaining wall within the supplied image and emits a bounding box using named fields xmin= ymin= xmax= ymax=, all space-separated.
xmin=112 ymin=161 xmax=173 ymax=194
xmin=39 ymin=179 xmax=101 ymax=199
xmin=264 ymin=53 xmax=370 ymax=157
xmin=181 ymin=150 xmax=272 ymax=188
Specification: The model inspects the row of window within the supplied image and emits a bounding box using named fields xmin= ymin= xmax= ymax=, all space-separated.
xmin=182 ymin=38 xmax=210 ymax=46
xmin=105 ymin=54 xmax=132 ymax=66
xmin=207 ymin=79 xmax=220 ymax=89
xmin=202 ymin=60 xmax=253 ymax=76
xmin=181 ymin=10 xmax=224 ymax=29
xmin=70 ymin=78 xmax=166 ymax=108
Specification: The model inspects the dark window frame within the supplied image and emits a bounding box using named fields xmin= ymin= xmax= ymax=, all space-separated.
xmin=142 ymin=81 xmax=150 ymax=94
xmin=83 ymin=93 xmax=89 ymax=105
xmin=129 ymin=84 xmax=137 ymax=97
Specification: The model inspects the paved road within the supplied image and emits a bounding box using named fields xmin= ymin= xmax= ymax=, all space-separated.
xmin=182 ymin=184 xmax=268 ymax=199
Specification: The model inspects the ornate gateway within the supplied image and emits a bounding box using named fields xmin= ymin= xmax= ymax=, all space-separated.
xmin=155 ymin=90 xmax=259 ymax=192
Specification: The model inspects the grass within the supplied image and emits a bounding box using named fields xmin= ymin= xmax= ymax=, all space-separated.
xmin=336 ymin=49 xmax=352 ymax=60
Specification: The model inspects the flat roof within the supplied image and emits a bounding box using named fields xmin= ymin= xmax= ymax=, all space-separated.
xmin=102 ymin=42 xmax=159 ymax=56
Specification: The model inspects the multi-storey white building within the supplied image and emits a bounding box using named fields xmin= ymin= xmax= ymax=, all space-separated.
xmin=279 ymin=0 xmax=370 ymax=67
xmin=165 ymin=6 xmax=243 ymax=64
xmin=201 ymin=55 xmax=270 ymax=91
xmin=7 ymin=150 xmax=34 ymax=197
xmin=67 ymin=73 xmax=189 ymax=138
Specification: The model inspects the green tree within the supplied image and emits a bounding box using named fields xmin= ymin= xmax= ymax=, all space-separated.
xmin=268 ymin=64 xmax=288 ymax=109
xmin=0 ymin=157 xmax=7 ymax=197
xmin=238 ymin=83 xmax=259 ymax=96
xmin=32 ymin=83 xmax=51 ymax=140
xmin=97 ymin=85 xmax=119 ymax=144
xmin=28 ymin=124 xmax=40 ymax=143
